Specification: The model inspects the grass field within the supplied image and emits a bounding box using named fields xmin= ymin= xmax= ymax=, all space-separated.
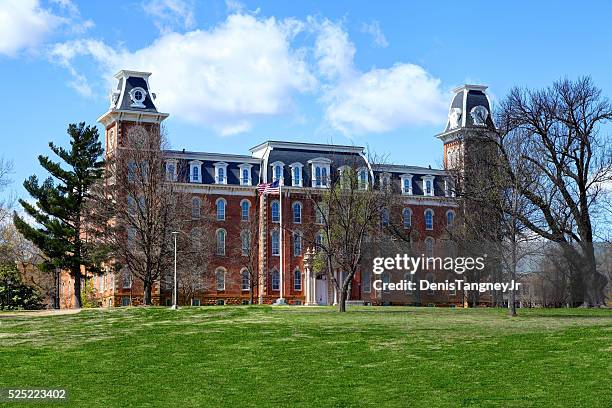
xmin=0 ymin=306 xmax=611 ymax=407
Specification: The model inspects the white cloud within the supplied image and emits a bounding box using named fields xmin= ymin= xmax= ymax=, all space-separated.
xmin=225 ymin=0 xmax=244 ymax=14
xmin=49 ymin=12 xmax=447 ymax=136
xmin=0 ymin=0 xmax=64 ymax=56
xmin=361 ymin=20 xmax=388 ymax=48
xmin=324 ymin=64 xmax=448 ymax=135
xmin=312 ymin=18 xmax=355 ymax=80
xmin=0 ymin=0 xmax=92 ymax=57
xmin=143 ymin=0 xmax=196 ymax=32
xmin=51 ymin=13 xmax=316 ymax=135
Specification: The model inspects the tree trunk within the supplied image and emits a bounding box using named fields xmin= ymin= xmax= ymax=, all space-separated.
xmin=338 ymin=289 xmax=347 ymax=312
xmin=72 ymin=268 xmax=82 ymax=309
xmin=249 ymin=285 xmax=254 ymax=305
xmin=143 ymin=279 xmax=152 ymax=305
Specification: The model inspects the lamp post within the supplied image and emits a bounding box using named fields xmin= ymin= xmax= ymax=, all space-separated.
xmin=171 ymin=231 xmax=179 ymax=309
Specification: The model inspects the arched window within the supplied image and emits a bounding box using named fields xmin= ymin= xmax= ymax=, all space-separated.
xmin=315 ymin=204 xmax=326 ymax=225
xmin=292 ymin=166 xmax=301 ymax=186
xmin=241 ymin=230 xmax=250 ymax=255
xmin=292 ymin=202 xmax=302 ymax=223
xmin=241 ymin=269 xmax=250 ymax=291
xmin=293 ymin=232 xmax=302 ymax=256
xmin=216 ymin=199 xmax=226 ymax=221
xmin=381 ymin=208 xmax=390 ymax=226
xmin=358 ymin=168 xmax=368 ymax=189
xmin=242 ymin=168 xmax=249 ymax=185
xmin=274 ymin=165 xmax=282 ymax=182
xmin=315 ymin=231 xmax=324 ymax=250
xmin=403 ymin=208 xmax=412 ymax=229
xmin=190 ymin=228 xmax=202 ymax=250
xmin=294 ymin=269 xmax=302 ymax=291
xmin=425 ymin=209 xmax=434 ymax=230
xmin=382 ymin=271 xmax=390 ymax=293
xmin=241 ymin=200 xmax=250 ymax=221
xmin=426 ymin=273 xmax=434 ymax=294
xmin=192 ymin=197 xmax=201 ymax=219
xmin=425 ymin=237 xmax=434 ymax=258
xmin=271 ymin=230 xmax=280 ymax=256
xmin=216 ymin=229 xmax=226 ymax=256
xmin=425 ymin=180 xmax=432 ymax=195
xmin=315 ymin=166 xmax=322 ymax=187
xmin=127 ymin=196 xmax=137 ymax=216
xmin=446 ymin=210 xmax=455 ymax=227
xmin=122 ymin=269 xmax=132 ymax=288
xmin=321 ymin=167 xmax=328 ymax=186
xmin=217 ymin=167 xmax=225 ymax=184
xmin=271 ymin=201 xmax=280 ymax=223
xmin=362 ymin=272 xmax=371 ymax=293
xmin=271 ymin=269 xmax=280 ymax=291
xmin=216 ymin=268 xmax=225 ymax=291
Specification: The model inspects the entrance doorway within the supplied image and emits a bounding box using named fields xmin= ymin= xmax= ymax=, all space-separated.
xmin=316 ymin=274 xmax=328 ymax=305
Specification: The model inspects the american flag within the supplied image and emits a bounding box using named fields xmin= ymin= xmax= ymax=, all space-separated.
xmin=257 ymin=180 xmax=280 ymax=194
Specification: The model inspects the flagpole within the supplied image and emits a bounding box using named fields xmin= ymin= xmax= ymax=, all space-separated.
xmin=279 ymin=177 xmax=284 ymax=301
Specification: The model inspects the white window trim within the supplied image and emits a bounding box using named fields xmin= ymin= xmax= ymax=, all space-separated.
xmin=379 ymin=172 xmax=391 ymax=191
xmin=293 ymin=268 xmax=302 ymax=291
xmin=292 ymin=201 xmax=302 ymax=224
xmin=289 ymin=162 xmax=303 ymax=187
xmin=271 ymin=229 xmax=280 ymax=256
xmin=425 ymin=208 xmax=434 ymax=231
xmin=216 ymin=268 xmax=226 ymax=291
xmin=165 ymin=159 xmax=178 ymax=181
xmin=240 ymin=199 xmax=250 ymax=221
xmin=216 ymin=198 xmax=227 ymax=221
xmin=446 ymin=210 xmax=456 ymax=226
xmin=189 ymin=160 xmax=202 ymax=183
xmin=271 ymin=200 xmax=280 ymax=223
xmin=270 ymin=161 xmax=285 ymax=185
xmin=214 ymin=162 xmax=228 ymax=185
xmin=216 ymin=229 xmax=227 ymax=256
xmin=444 ymin=178 xmax=455 ymax=197
xmin=241 ymin=268 xmax=250 ymax=291
xmin=400 ymin=174 xmax=413 ymax=195
xmin=308 ymin=158 xmax=332 ymax=188
xmin=357 ymin=167 xmax=369 ymax=190
xmin=423 ymin=175 xmax=435 ymax=197
xmin=238 ymin=163 xmax=253 ymax=186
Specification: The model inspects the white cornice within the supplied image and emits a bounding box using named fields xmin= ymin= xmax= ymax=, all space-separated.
xmin=97 ymin=109 xmax=169 ymax=127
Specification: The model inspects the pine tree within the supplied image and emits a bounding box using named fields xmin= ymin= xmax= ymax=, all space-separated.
xmin=13 ymin=123 xmax=105 ymax=308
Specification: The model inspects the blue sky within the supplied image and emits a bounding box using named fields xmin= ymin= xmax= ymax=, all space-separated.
xmin=1 ymin=0 xmax=612 ymax=202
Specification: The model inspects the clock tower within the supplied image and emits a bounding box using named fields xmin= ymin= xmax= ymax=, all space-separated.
xmin=97 ymin=70 xmax=169 ymax=158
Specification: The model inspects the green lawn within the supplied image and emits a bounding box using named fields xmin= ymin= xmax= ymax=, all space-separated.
xmin=0 ymin=307 xmax=611 ymax=407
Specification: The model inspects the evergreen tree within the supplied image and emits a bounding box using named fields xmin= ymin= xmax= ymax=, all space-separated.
xmin=13 ymin=123 xmax=105 ymax=308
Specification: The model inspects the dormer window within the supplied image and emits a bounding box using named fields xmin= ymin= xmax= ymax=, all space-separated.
xmin=338 ymin=165 xmax=351 ymax=189
xmin=400 ymin=174 xmax=413 ymax=195
xmin=379 ymin=173 xmax=391 ymax=191
xmin=289 ymin=163 xmax=303 ymax=187
xmin=270 ymin=161 xmax=285 ymax=184
xmin=423 ymin=175 xmax=435 ymax=197
xmin=238 ymin=164 xmax=252 ymax=186
xmin=444 ymin=178 xmax=455 ymax=197
xmin=214 ymin=162 xmax=228 ymax=184
xmin=189 ymin=160 xmax=202 ymax=183
xmin=358 ymin=167 xmax=369 ymax=190
xmin=129 ymin=87 xmax=146 ymax=108
xmin=308 ymin=158 xmax=332 ymax=188
xmin=165 ymin=160 xmax=178 ymax=181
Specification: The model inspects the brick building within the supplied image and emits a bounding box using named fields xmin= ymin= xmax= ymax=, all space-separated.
xmin=59 ymin=70 xmax=496 ymax=308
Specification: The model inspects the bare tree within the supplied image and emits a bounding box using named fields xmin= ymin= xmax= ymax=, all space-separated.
xmin=99 ymin=125 xmax=182 ymax=305
xmin=306 ymin=153 xmax=393 ymax=312
xmin=496 ymin=77 xmax=612 ymax=307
